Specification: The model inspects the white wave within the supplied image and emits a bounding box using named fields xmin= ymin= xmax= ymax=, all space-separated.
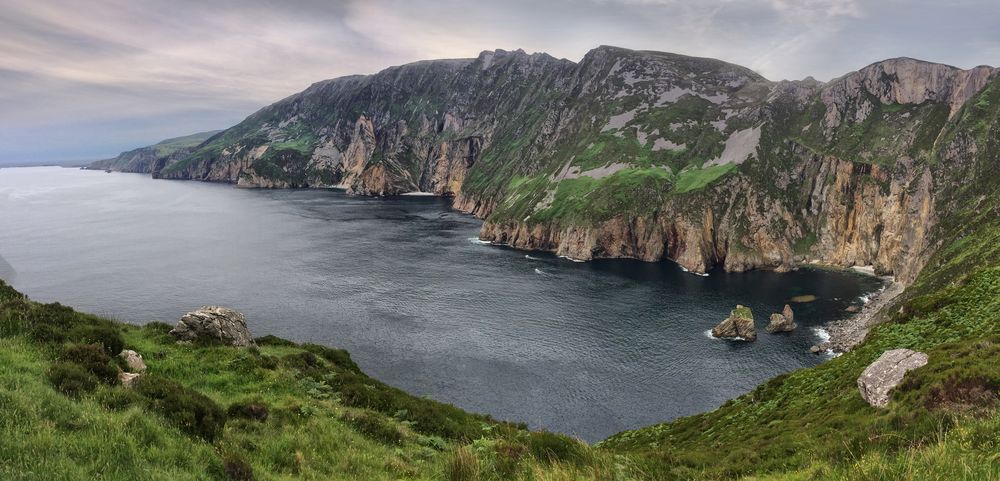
xmin=812 ymin=327 xmax=830 ymax=344
xmin=558 ymin=255 xmax=585 ymax=263
xmin=468 ymin=237 xmax=492 ymax=245
xmin=704 ymin=329 xmax=746 ymax=341
xmin=534 ymin=268 xmax=545 ymax=275
xmin=400 ymin=191 xmax=437 ymax=196
xmin=525 ymin=254 xmax=543 ymax=260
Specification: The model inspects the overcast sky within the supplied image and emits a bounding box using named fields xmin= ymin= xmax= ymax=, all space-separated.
xmin=1 ymin=0 xmax=997 ymax=163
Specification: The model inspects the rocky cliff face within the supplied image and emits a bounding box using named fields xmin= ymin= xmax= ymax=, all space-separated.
xmin=109 ymin=47 xmax=997 ymax=283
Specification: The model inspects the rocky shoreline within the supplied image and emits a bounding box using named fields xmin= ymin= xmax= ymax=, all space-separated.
xmin=814 ymin=277 xmax=904 ymax=353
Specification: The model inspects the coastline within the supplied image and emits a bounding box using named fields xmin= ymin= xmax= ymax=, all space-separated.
xmin=813 ymin=275 xmax=904 ymax=353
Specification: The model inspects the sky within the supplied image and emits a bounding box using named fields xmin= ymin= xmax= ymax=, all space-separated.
xmin=1 ymin=0 xmax=998 ymax=164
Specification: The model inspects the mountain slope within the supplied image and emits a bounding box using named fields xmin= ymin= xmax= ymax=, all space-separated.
xmin=88 ymin=130 xmax=222 ymax=173
xmin=120 ymin=47 xmax=995 ymax=283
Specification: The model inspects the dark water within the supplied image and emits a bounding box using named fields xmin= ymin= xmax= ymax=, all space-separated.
xmin=0 ymin=167 xmax=881 ymax=441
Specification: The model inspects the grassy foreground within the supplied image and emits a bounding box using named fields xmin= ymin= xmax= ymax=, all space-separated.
xmin=0 ymin=281 xmax=637 ymax=481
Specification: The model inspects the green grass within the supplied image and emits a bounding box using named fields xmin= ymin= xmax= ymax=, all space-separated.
xmin=0 ymin=281 xmax=636 ymax=481
xmin=673 ymin=163 xmax=737 ymax=193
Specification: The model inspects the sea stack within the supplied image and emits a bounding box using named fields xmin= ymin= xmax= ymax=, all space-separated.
xmin=712 ymin=305 xmax=757 ymax=341
xmin=767 ymin=304 xmax=797 ymax=333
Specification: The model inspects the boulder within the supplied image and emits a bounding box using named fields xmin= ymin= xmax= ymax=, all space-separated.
xmin=119 ymin=371 xmax=141 ymax=389
xmin=119 ymin=349 xmax=147 ymax=373
xmin=170 ymin=306 xmax=256 ymax=347
xmin=857 ymin=349 xmax=929 ymax=408
xmin=711 ymin=305 xmax=756 ymax=341
xmin=782 ymin=304 xmax=794 ymax=322
xmin=766 ymin=310 xmax=797 ymax=333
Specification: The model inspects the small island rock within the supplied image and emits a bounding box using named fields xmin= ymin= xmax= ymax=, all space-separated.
xmin=711 ymin=305 xmax=756 ymax=341
xmin=170 ymin=306 xmax=256 ymax=347
xmin=766 ymin=306 xmax=797 ymax=333
xmin=857 ymin=349 xmax=928 ymax=408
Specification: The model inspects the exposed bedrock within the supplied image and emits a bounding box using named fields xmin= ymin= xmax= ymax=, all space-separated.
xmin=475 ymin=152 xmax=936 ymax=282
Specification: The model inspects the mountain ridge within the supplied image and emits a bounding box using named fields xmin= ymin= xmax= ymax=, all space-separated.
xmin=90 ymin=46 xmax=997 ymax=284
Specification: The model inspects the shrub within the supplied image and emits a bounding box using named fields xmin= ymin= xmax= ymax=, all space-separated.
xmin=302 ymin=343 xmax=360 ymax=372
xmin=527 ymin=430 xmax=589 ymax=464
xmin=447 ymin=446 xmax=480 ymax=481
xmin=492 ymin=439 xmax=528 ymax=478
xmin=255 ymin=334 xmax=296 ymax=347
xmin=342 ymin=411 xmax=403 ymax=444
xmin=228 ymin=401 xmax=269 ymax=422
xmin=26 ymin=302 xmax=77 ymax=343
xmin=67 ymin=324 xmax=124 ymax=355
xmin=281 ymin=352 xmax=321 ymax=370
xmin=135 ymin=375 xmax=226 ymax=441
xmin=222 ymin=453 xmax=254 ymax=481
xmin=48 ymin=362 xmax=98 ymax=397
xmin=60 ymin=343 xmax=118 ymax=383
xmin=330 ymin=370 xmax=490 ymax=440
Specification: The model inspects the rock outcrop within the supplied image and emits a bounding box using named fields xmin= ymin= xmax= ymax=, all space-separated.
xmin=857 ymin=349 xmax=929 ymax=408
xmin=170 ymin=306 xmax=256 ymax=347
xmin=118 ymin=371 xmax=141 ymax=388
xmin=712 ymin=305 xmax=757 ymax=341
xmin=766 ymin=304 xmax=796 ymax=333
xmin=119 ymin=349 xmax=147 ymax=373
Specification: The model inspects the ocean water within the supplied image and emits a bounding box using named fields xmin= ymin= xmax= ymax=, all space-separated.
xmin=0 ymin=167 xmax=881 ymax=441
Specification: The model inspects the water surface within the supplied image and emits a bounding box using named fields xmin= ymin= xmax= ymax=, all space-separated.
xmin=0 ymin=167 xmax=880 ymax=441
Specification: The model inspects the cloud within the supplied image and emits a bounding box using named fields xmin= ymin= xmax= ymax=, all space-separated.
xmin=0 ymin=0 xmax=996 ymax=163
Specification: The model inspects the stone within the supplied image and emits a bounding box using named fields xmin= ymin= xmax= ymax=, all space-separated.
xmin=170 ymin=306 xmax=256 ymax=347
xmin=857 ymin=349 xmax=929 ymax=408
xmin=711 ymin=305 xmax=756 ymax=341
xmin=846 ymin=305 xmax=861 ymax=313
xmin=119 ymin=349 xmax=147 ymax=373
xmin=782 ymin=304 xmax=794 ymax=323
xmin=766 ymin=312 xmax=797 ymax=333
xmin=119 ymin=371 xmax=141 ymax=389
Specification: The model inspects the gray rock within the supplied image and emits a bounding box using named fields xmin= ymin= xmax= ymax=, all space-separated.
xmin=119 ymin=349 xmax=147 ymax=373
xmin=119 ymin=371 xmax=141 ymax=389
xmin=857 ymin=349 xmax=929 ymax=408
xmin=170 ymin=306 xmax=256 ymax=347
xmin=711 ymin=305 xmax=756 ymax=341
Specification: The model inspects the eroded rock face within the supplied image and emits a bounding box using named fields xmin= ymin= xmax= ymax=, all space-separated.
xmin=712 ymin=305 xmax=757 ymax=341
xmin=119 ymin=350 xmax=147 ymax=373
xmin=767 ymin=313 xmax=796 ymax=333
xmin=170 ymin=306 xmax=256 ymax=347
xmin=119 ymin=371 xmax=141 ymax=389
xmin=858 ymin=349 xmax=929 ymax=408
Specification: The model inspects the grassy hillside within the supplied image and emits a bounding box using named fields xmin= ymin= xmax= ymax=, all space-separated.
xmin=0 ymin=280 xmax=638 ymax=481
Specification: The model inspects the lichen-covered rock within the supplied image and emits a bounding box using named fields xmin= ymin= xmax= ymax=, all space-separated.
xmin=766 ymin=312 xmax=797 ymax=333
xmin=170 ymin=306 xmax=256 ymax=347
xmin=119 ymin=371 xmax=141 ymax=389
xmin=712 ymin=305 xmax=756 ymax=341
xmin=858 ymin=349 xmax=929 ymax=408
xmin=119 ymin=349 xmax=147 ymax=373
